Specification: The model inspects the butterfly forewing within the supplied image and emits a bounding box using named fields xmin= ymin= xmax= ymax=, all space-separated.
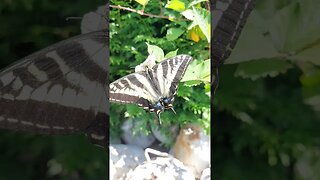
xmin=0 ymin=30 xmax=108 ymax=147
xmin=153 ymin=55 xmax=193 ymax=98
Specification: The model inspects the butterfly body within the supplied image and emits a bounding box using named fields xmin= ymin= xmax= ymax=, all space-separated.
xmin=110 ymin=55 xmax=192 ymax=119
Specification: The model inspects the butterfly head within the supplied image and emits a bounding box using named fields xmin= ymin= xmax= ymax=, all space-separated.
xmin=160 ymin=97 xmax=176 ymax=114
xmin=154 ymin=101 xmax=164 ymax=118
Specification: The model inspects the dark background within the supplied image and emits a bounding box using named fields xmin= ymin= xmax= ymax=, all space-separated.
xmin=214 ymin=0 xmax=320 ymax=179
xmin=0 ymin=1 xmax=106 ymax=179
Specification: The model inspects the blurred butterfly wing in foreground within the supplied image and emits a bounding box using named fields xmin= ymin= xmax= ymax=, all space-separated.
xmin=212 ymin=0 xmax=256 ymax=65
xmin=0 ymin=29 xmax=109 ymax=148
xmin=211 ymin=0 xmax=256 ymax=96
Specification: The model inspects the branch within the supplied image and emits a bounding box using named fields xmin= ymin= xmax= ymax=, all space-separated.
xmin=110 ymin=4 xmax=188 ymax=21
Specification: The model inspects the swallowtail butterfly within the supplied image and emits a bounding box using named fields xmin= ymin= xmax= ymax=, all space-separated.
xmin=109 ymin=55 xmax=193 ymax=121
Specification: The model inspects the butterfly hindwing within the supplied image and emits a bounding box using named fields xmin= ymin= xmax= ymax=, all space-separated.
xmin=0 ymin=29 xmax=109 ymax=147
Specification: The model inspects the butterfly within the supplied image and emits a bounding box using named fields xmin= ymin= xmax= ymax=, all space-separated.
xmin=109 ymin=55 xmax=193 ymax=121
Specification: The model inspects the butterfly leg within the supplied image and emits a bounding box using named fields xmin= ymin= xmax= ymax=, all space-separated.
xmin=156 ymin=110 xmax=162 ymax=124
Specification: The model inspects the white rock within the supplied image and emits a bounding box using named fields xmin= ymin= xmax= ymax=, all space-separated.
xmin=200 ymin=167 xmax=211 ymax=180
xmin=109 ymin=144 xmax=146 ymax=180
xmin=171 ymin=123 xmax=210 ymax=178
xmin=127 ymin=148 xmax=195 ymax=180
xmin=121 ymin=119 xmax=156 ymax=148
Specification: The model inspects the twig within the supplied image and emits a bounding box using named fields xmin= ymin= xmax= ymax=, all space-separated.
xmin=110 ymin=4 xmax=189 ymax=21
xmin=158 ymin=0 xmax=163 ymax=16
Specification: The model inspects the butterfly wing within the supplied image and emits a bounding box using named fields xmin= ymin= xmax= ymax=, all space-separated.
xmin=109 ymin=71 xmax=161 ymax=111
xmin=152 ymin=55 xmax=193 ymax=99
xmin=212 ymin=0 xmax=255 ymax=65
xmin=109 ymin=55 xmax=193 ymax=112
xmin=0 ymin=29 xmax=108 ymax=147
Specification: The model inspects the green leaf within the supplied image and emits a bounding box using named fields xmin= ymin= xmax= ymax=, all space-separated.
xmin=187 ymin=0 xmax=208 ymax=8
xmin=204 ymin=83 xmax=210 ymax=97
xmin=166 ymin=28 xmax=185 ymax=41
xmin=184 ymin=80 xmax=202 ymax=86
xmin=146 ymin=43 xmax=164 ymax=62
xmin=289 ymin=42 xmax=320 ymax=66
xmin=226 ymin=11 xmax=279 ymax=64
xmin=165 ymin=49 xmax=179 ymax=58
xmin=235 ymin=59 xmax=293 ymax=80
xmin=301 ymin=69 xmax=320 ymax=112
xmin=187 ymin=25 xmax=206 ymax=42
xmin=181 ymin=9 xmax=194 ymax=20
xmin=134 ymin=0 xmax=149 ymax=6
xmin=192 ymin=7 xmax=210 ymax=42
xmin=182 ymin=59 xmax=210 ymax=83
xmin=166 ymin=0 xmax=186 ymax=12
xmin=268 ymin=0 xmax=320 ymax=53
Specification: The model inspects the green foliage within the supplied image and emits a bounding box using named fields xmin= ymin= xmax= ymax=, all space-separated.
xmin=214 ymin=0 xmax=320 ymax=179
xmin=109 ymin=0 xmax=210 ymax=140
xmin=0 ymin=1 xmax=106 ymax=179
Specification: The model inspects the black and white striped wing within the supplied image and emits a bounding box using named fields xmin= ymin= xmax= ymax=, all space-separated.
xmin=0 ymin=29 xmax=108 ymax=147
xmin=212 ymin=0 xmax=255 ymax=65
xmin=152 ymin=55 xmax=193 ymax=98
xmin=109 ymin=55 xmax=193 ymax=110
xmin=109 ymin=71 xmax=160 ymax=108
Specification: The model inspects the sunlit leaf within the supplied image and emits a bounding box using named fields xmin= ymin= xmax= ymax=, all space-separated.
xmin=187 ymin=25 xmax=206 ymax=42
xmin=192 ymin=7 xmax=210 ymax=42
xmin=134 ymin=0 xmax=149 ymax=6
xmin=182 ymin=59 xmax=210 ymax=83
xmin=146 ymin=43 xmax=164 ymax=62
xmin=187 ymin=0 xmax=208 ymax=8
xmin=165 ymin=49 xmax=179 ymax=58
xmin=181 ymin=9 xmax=194 ymax=20
xmin=166 ymin=28 xmax=185 ymax=41
xmin=190 ymin=29 xmax=200 ymax=42
xmin=166 ymin=0 xmax=186 ymax=12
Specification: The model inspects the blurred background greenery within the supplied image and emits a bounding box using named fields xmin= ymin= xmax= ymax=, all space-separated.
xmin=214 ymin=0 xmax=320 ymax=179
xmin=0 ymin=1 xmax=106 ymax=179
